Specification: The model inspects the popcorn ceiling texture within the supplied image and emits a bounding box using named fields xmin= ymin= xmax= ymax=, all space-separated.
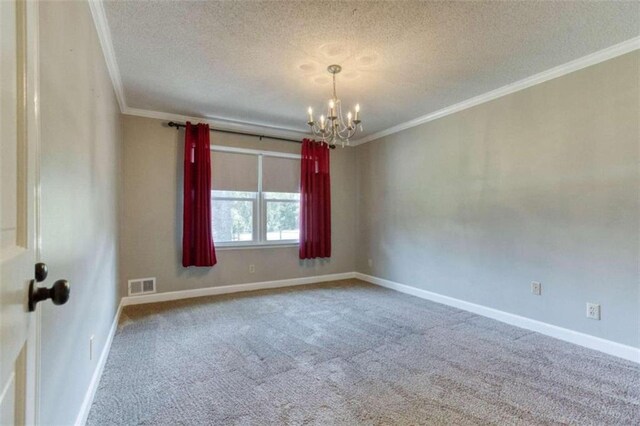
xmin=103 ymin=1 xmax=639 ymax=137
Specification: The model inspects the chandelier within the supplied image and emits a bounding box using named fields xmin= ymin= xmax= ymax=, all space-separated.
xmin=306 ymin=64 xmax=362 ymax=147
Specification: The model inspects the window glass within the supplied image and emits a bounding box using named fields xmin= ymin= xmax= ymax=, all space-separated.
xmin=265 ymin=193 xmax=300 ymax=241
xmin=212 ymin=191 xmax=255 ymax=242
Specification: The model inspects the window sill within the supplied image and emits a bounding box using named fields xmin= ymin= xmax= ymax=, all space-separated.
xmin=216 ymin=243 xmax=299 ymax=251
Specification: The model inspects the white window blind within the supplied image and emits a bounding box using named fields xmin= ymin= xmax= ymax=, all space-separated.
xmin=262 ymin=156 xmax=300 ymax=193
xmin=211 ymin=151 xmax=258 ymax=192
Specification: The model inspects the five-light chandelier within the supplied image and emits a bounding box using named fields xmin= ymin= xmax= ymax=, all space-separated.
xmin=306 ymin=64 xmax=362 ymax=147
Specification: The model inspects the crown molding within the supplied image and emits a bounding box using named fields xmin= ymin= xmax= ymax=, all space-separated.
xmin=88 ymin=0 xmax=638 ymax=148
xmin=88 ymin=0 xmax=126 ymax=112
xmin=123 ymin=107 xmax=310 ymax=141
xmin=351 ymin=36 xmax=640 ymax=146
xmin=88 ymin=0 xmax=310 ymax=142
xmin=88 ymin=0 xmax=127 ymax=112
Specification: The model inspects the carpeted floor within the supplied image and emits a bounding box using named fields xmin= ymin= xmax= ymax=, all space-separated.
xmin=87 ymin=279 xmax=639 ymax=425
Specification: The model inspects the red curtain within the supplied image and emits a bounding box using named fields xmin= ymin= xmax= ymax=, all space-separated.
xmin=182 ymin=122 xmax=217 ymax=267
xmin=299 ymin=139 xmax=331 ymax=259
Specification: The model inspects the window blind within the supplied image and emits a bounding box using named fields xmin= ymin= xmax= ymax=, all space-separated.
xmin=210 ymin=151 xmax=258 ymax=192
xmin=262 ymin=156 xmax=300 ymax=193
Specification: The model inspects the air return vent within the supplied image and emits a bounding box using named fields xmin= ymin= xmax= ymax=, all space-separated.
xmin=128 ymin=277 xmax=156 ymax=296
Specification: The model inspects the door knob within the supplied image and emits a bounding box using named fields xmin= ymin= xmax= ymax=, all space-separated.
xmin=35 ymin=262 xmax=48 ymax=282
xmin=28 ymin=279 xmax=70 ymax=312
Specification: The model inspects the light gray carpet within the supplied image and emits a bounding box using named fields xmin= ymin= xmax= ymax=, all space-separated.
xmin=88 ymin=279 xmax=640 ymax=425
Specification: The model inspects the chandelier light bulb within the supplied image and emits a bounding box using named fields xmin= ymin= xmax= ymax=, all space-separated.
xmin=320 ymin=114 xmax=326 ymax=130
xmin=347 ymin=111 xmax=353 ymax=128
xmin=307 ymin=107 xmax=313 ymax=123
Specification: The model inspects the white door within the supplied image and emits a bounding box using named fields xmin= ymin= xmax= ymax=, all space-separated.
xmin=1 ymin=0 xmax=40 ymax=424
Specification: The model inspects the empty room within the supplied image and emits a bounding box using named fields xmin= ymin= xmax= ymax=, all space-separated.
xmin=1 ymin=0 xmax=639 ymax=425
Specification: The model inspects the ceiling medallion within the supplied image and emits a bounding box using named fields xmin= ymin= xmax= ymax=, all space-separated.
xmin=306 ymin=64 xmax=362 ymax=147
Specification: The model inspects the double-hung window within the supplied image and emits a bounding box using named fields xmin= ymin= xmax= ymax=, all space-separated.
xmin=211 ymin=147 xmax=300 ymax=247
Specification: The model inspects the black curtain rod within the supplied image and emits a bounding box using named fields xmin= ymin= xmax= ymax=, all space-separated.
xmin=167 ymin=121 xmax=302 ymax=144
xmin=166 ymin=121 xmax=336 ymax=149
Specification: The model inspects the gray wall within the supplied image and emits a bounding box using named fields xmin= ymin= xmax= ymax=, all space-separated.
xmin=39 ymin=1 xmax=122 ymax=424
xmin=355 ymin=51 xmax=639 ymax=348
xmin=120 ymin=115 xmax=356 ymax=296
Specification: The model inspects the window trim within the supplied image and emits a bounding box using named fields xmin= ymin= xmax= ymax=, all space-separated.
xmin=211 ymin=145 xmax=301 ymax=248
xmin=216 ymin=243 xmax=298 ymax=251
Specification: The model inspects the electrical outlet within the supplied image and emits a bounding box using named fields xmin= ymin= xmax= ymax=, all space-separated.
xmin=367 ymin=259 xmax=372 ymax=268
xmin=531 ymin=281 xmax=542 ymax=296
xmin=89 ymin=335 xmax=94 ymax=361
xmin=249 ymin=264 xmax=255 ymax=274
xmin=586 ymin=303 xmax=601 ymax=320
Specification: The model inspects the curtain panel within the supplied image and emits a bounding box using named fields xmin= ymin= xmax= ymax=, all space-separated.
xmin=182 ymin=122 xmax=217 ymax=267
xmin=299 ymin=139 xmax=331 ymax=259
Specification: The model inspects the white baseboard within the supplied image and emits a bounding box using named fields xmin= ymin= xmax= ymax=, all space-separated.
xmin=74 ymin=270 xmax=638 ymax=425
xmin=74 ymin=300 xmax=124 ymax=426
xmin=355 ymin=272 xmax=640 ymax=364
xmin=121 ymin=272 xmax=357 ymax=307
xmin=74 ymin=272 xmax=356 ymax=425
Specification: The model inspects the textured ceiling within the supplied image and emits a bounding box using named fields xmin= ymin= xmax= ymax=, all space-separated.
xmin=103 ymin=0 xmax=639 ymax=138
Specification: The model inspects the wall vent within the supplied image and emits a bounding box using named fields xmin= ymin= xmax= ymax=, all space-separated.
xmin=128 ymin=277 xmax=156 ymax=296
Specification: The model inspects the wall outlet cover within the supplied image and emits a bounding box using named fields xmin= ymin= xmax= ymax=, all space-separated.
xmin=531 ymin=281 xmax=542 ymax=296
xmin=586 ymin=303 xmax=601 ymax=320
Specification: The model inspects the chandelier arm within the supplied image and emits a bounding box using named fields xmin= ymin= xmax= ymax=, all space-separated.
xmin=337 ymin=103 xmax=350 ymax=134
xmin=336 ymin=125 xmax=354 ymax=139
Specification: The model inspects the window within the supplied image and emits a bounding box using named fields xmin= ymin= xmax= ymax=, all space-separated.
xmin=211 ymin=147 xmax=300 ymax=247
xmin=264 ymin=192 xmax=300 ymax=241
xmin=211 ymin=191 xmax=255 ymax=243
